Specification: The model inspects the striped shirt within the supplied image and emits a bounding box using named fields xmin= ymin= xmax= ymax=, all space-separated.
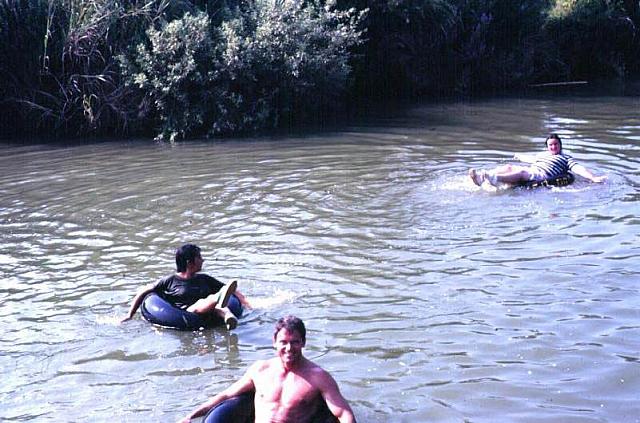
xmin=530 ymin=152 xmax=578 ymax=180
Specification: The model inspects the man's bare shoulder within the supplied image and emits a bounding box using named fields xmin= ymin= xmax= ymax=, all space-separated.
xmin=302 ymin=360 xmax=337 ymax=387
xmin=248 ymin=358 xmax=279 ymax=376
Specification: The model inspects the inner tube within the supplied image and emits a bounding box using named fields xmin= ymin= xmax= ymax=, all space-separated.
xmin=203 ymin=392 xmax=338 ymax=423
xmin=140 ymin=293 xmax=242 ymax=330
xmin=520 ymin=172 xmax=575 ymax=189
xmin=203 ymin=393 xmax=254 ymax=423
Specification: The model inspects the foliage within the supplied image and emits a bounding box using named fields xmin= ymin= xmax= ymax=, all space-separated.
xmin=340 ymin=0 xmax=457 ymax=98
xmin=446 ymin=0 xmax=553 ymax=93
xmin=209 ymin=0 xmax=365 ymax=135
xmin=340 ymin=0 xmax=554 ymax=97
xmin=544 ymin=0 xmax=638 ymax=79
xmin=0 ymin=0 xmax=57 ymax=136
xmin=120 ymin=0 xmax=365 ymax=140
xmin=0 ymin=0 xmax=180 ymax=138
xmin=119 ymin=12 xmax=214 ymax=141
xmin=2 ymin=0 xmax=640 ymax=140
xmin=341 ymin=0 xmax=639 ymax=97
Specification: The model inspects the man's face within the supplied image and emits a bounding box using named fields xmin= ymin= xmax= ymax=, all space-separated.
xmin=273 ymin=328 xmax=305 ymax=367
xmin=546 ymin=138 xmax=561 ymax=155
xmin=189 ymin=253 xmax=204 ymax=273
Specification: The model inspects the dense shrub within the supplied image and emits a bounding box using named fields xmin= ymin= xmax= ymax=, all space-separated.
xmin=2 ymin=0 xmax=640 ymax=140
xmin=342 ymin=0 xmax=640 ymax=97
xmin=342 ymin=0 xmax=553 ymax=97
xmin=120 ymin=0 xmax=364 ymax=140
xmin=0 ymin=0 xmax=61 ymax=137
xmin=119 ymin=12 xmax=214 ymax=141
xmin=340 ymin=0 xmax=457 ymax=99
xmin=0 ymin=0 xmax=185 ymax=138
xmin=446 ymin=0 xmax=553 ymax=93
xmin=210 ymin=0 xmax=364 ymax=134
xmin=544 ymin=0 xmax=638 ymax=79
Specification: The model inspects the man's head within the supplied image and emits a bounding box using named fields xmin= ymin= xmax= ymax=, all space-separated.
xmin=273 ymin=316 xmax=306 ymax=367
xmin=274 ymin=315 xmax=306 ymax=343
xmin=545 ymin=133 xmax=563 ymax=154
xmin=175 ymin=243 xmax=202 ymax=273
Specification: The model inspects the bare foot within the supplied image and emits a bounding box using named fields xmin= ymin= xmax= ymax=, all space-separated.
xmin=225 ymin=313 xmax=238 ymax=331
xmin=469 ymin=169 xmax=483 ymax=186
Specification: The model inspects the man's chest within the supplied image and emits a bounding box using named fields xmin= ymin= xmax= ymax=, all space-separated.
xmin=255 ymin=371 xmax=319 ymax=406
xmin=166 ymin=279 xmax=213 ymax=298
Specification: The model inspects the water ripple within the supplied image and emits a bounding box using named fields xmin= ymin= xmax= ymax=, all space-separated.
xmin=2 ymin=97 xmax=640 ymax=422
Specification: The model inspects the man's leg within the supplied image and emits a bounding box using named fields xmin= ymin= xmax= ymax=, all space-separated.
xmin=494 ymin=169 xmax=531 ymax=184
xmin=469 ymin=169 xmax=486 ymax=186
xmin=206 ymin=306 xmax=238 ymax=330
xmin=217 ymin=280 xmax=237 ymax=309
xmin=186 ymin=280 xmax=237 ymax=314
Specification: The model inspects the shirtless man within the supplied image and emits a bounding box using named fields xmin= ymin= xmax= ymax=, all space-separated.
xmin=178 ymin=315 xmax=356 ymax=423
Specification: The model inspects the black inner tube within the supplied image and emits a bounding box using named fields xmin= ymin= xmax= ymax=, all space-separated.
xmin=203 ymin=392 xmax=338 ymax=423
xmin=520 ymin=173 xmax=575 ymax=189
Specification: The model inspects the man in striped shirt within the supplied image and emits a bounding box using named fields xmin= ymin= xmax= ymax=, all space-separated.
xmin=469 ymin=134 xmax=606 ymax=187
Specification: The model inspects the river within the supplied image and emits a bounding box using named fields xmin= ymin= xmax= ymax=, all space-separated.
xmin=1 ymin=95 xmax=639 ymax=422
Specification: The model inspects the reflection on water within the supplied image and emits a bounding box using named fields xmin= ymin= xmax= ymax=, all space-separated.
xmin=1 ymin=96 xmax=639 ymax=422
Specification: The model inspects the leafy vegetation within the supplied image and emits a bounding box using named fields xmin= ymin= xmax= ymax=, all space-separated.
xmin=1 ymin=0 xmax=639 ymax=140
xmin=0 ymin=0 xmax=173 ymax=137
xmin=544 ymin=0 xmax=638 ymax=79
xmin=119 ymin=1 xmax=364 ymax=140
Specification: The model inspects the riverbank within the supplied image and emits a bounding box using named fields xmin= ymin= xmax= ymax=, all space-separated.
xmin=2 ymin=0 xmax=640 ymax=141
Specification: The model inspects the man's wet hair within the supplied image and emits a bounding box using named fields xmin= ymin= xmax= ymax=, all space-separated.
xmin=274 ymin=315 xmax=306 ymax=343
xmin=176 ymin=243 xmax=201 ymax=272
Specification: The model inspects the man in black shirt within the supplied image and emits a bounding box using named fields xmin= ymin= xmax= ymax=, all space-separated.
xmin=121 ymin=243 xmax=250 ymax=330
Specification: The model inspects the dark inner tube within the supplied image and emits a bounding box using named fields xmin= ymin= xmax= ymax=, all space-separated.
xmin=519 ymin=172 xmax=575 ymax=189
xmin=140 ymin=292 xmax=243 ymax=330
xmin=203 ymin=393 xmax=254 ymax=423
xmin=203 ymin=392 xmax=338 ymax=423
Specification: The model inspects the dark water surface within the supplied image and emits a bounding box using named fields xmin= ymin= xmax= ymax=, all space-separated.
xmin=1 ymin=96 xmax=639 ymax=422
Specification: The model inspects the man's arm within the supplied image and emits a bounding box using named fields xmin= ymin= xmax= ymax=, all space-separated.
xmin=317 ymin=370 xmax=356 ymax=423
xmin=234 ymin=289 xmax=252 ymax=309
xmin=572 ymin=164 xmax=607 ymax=183
xmin=120 ymin=283 xmax=155 ymax=323
xmin=177 ymin=364 xmax=257 ymax=423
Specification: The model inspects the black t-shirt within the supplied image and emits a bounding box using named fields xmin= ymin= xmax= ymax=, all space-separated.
xmin=152 ymin=273 xmax=224 ymax=309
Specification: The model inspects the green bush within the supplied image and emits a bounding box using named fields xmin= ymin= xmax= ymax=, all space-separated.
xmin=340 ymin=0 xmax=457 ymax=98
xmin=120 ymin=12 xmax=214 ymax=141
xmin=4 ymin=0 xmax=640 ymax=139
xmin=341 ymin=0 xmax=552 ymax=97
xmin=544 ymin=0 xmax=637 ymax=79
xmin=446 ymin=0 xmax=552 ymax=94
xmin=0 ymin=0 xmax=181 ymax=138
xmin=120 ymin=0 xmax=364 ymax=140
xmin=210 ymin=0 xmax=365 ymax=134
xmin=342 ymin=0 xmax=638 ymax=96
xmin=0 ymin=0 xmax=62 ymax=136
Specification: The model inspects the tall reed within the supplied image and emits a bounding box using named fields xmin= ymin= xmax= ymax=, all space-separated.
xmin=0 ymin=0 xmax=177 ymax=137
